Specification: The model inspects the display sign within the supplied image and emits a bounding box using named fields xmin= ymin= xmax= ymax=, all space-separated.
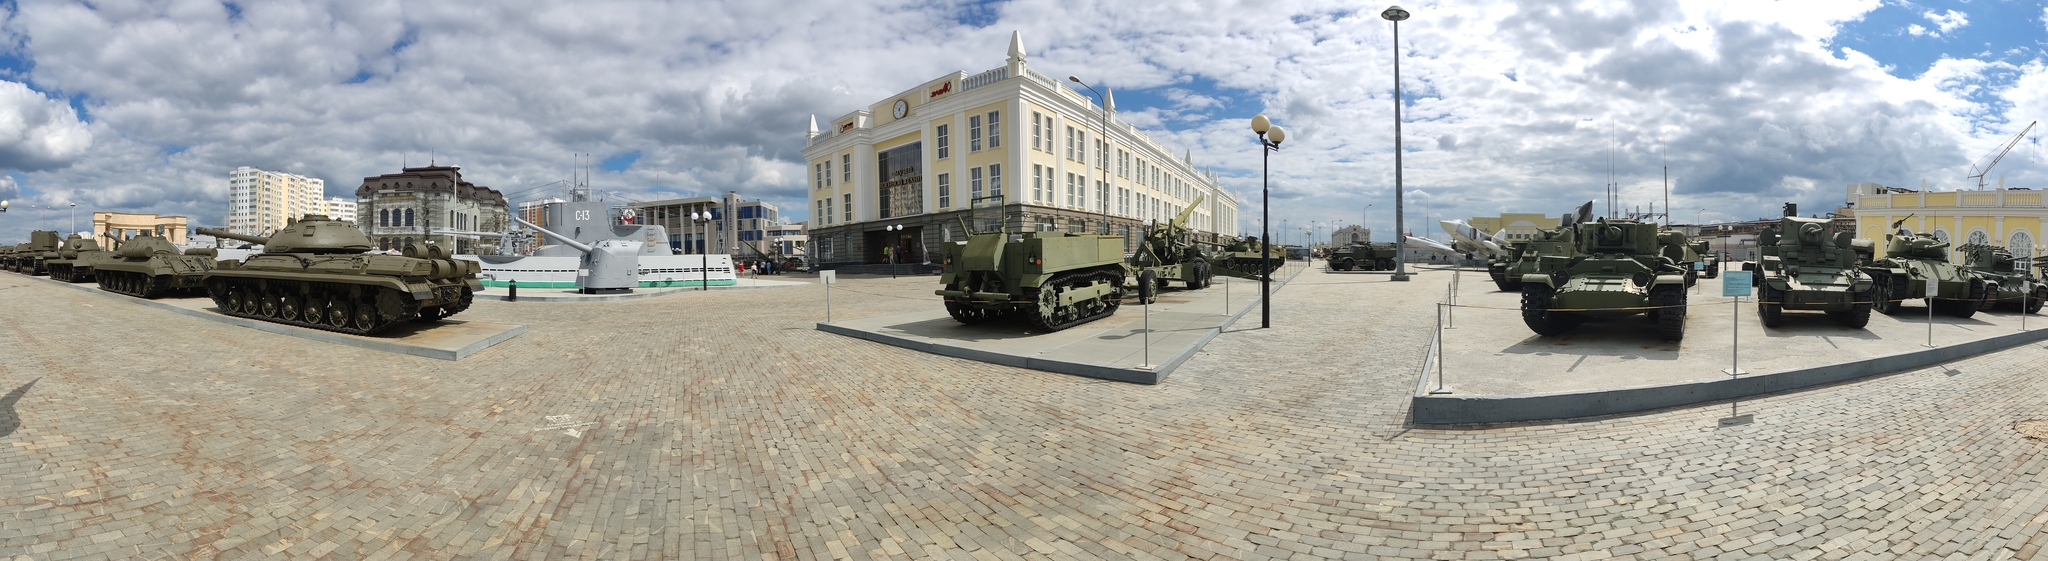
xmin=819 ymin=270 xmax=836 ymax=285
xmin=1722 ymin=271 xmax=1753 ymax=297
xmin=1694 ymin=261 xmax=1703 ymax=270
xmin=1926 ymin=279 xmax=1939 ymax=298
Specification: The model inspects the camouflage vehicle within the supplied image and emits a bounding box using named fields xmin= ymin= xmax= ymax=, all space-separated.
xmin=197 ymin=215 xmax=482 ymax=335
xmin=92 ymin=234 xmax=219 ymax=298
xmin=1328 ymin=238 xmax=1399 ymax=271
xmin=7 ymin=231 xmax=61 ymax=275
xmin=1519 ymin=217 xmax=1691 ymax=341
xmin=1864 ymin=216 xmax=1987 ymax=318
xmin=1958 ymin=243 xmax=2045 ymax=313
xmin=935 ymin=227 xmax=1129 ymax=332
xmin=44 ymin=235 xmax=112 ymax=283
xmin=1130 ymin=194 xmax=1217 ymax=290
xmin=1750 ymin=204 xmax=1877 ymax=327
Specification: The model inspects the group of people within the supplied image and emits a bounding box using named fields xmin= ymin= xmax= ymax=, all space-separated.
xmin=736 ymin=260 xmax=784 ymax=275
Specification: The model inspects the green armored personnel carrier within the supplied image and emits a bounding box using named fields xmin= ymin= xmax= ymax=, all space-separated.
xmin=93 ymin=234 xmax=218 ymax=298
xmin=1519 ymin=217 xmax=1691 ymax=341
xmin=935 ymin=225 xmax=1130 ymax=332
xmin=1130 ymin=194 xmax=1217 ymax=290
xmin=1958 ymin=243 xmax=2045 ymax=313
xmin=1751 ymin=204 xmax=1876 ymax=327
xmin=8 ymin=231 xmax=61 ymax=275
xmin=1865 ymin=216 xmax=1986 ymax=318
xmin=44 ymin=235 xmax=111 ymax=283
xmin=198 ymin=215 xmax=481 ymax=334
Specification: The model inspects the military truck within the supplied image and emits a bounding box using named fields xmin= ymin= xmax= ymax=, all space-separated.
xmin=1129 ymin=194 xmax=1216 ymax=290
xmin=1750 ymin=204 xmax=1877 ymax=327
xmin=1865 ymin=216 xmax=1987 ymax=318
xmin=44 ymin=235 xmax=111 ymax=283
xmin=1957 ymin=243 xmax=2045 ymax=313
xmin=935 ymin=227 xmax=1130 ymax=332
xmin=1328 ymin=236 xmax=1399 ymax=272
xmin=1519 ymin=217 xmax=1691 ymax=341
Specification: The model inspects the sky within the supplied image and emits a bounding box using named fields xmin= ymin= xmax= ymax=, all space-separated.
xmin=0 ymin=0 xmax=2045 ymax=245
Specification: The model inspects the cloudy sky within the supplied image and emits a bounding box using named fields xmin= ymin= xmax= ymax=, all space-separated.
xmin=0 ymin=0 xmax=2044 ymax=244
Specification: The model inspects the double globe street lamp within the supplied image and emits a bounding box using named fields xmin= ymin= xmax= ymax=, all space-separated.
xmin=885 ymin=224 xmax=906 ymax=278
xmin=1250 ymin=114 xmax=1286 ymax=329
xmin=690 ymin=211 xmax=714 ymax=291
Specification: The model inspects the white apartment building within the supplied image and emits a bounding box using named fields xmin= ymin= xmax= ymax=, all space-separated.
xmin=323 ymin=197 xmax=359 ymax=224
xmin=227 ymin=166 xmax=329 ymax=236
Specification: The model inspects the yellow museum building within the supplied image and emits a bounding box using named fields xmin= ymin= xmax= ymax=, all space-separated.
xmin=802 ymin=32 xmax=1239 ymax=267
xmin=1847 ymin=182 xmax=2043 ymax=261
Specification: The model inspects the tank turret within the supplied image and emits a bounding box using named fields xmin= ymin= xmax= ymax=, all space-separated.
xmin=514 ymin=216 xmax=639 ymax=293
xmin=194 ymin=215 xmax=372 ymax=253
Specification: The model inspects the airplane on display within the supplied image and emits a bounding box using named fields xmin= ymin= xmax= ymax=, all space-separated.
xmin=1403 ymin=234 xmax=1464 ymax=260
xmin=1439 ymin=219 xmax=1508 ymax=258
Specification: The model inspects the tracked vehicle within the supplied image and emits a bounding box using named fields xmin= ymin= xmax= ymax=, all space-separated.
xmin=1865 ymin=216 xmax=1987 ymax=318
xmin=92 ymin=234 xmax=218 ymax=298
xmin=1519 ymin=217 xmax=1690 ymax=341
xmin=1213 ymin=236 xmax=1286 ymax=275
xmin=197 ymin=215 xmax=481 ymax=335
xmin=935 ymin=223 xmax=1130 ymax=332
xmin=1750 ymin=204 xmax=1876 ymax=328
xmin=1958 ymin=243 xmax=2045 ymax=313
xmin=44 ymin=235 xmax=111 ymax=283
xmin=7 ymin=231 xmax=61 ymax=275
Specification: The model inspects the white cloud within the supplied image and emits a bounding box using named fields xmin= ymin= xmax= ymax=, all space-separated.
xmin=0 ymin=80 xmax=91 ymax=170
xmin=1924 ymin=9 xmax=1968 ymax=34
xmin=1908 ymin=23 xmax=1930 ymax=36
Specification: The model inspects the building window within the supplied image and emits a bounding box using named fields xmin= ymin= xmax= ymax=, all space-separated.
xmin=970 ymin=167 xmax=984 ymax=203
xmin=1068 ymin=218 xmax=1083 ymax=233
xmin=1043 ymin=115 xmax=1054 ymax=153
xmin=1031 ymin=112 xmax=1042 ymax=150
xmin=1032 ymin=165 xmax=1044 ymax=203
xmin=1120 ymin=188 xmax=1130 ymax=217
xmin=936 ymin=124 xmax=950 ymax=159
xmin=986 ymin=111 xmax=1000 ymax=148
xmin=405 ymin=209 xmax=415 ymax=227
xmin=816 ymin=199 xmax=827 ymax=225
xmin=1065 ymin=173 xmax=1076 ymax=208
xmin=1075 ymin=131 xmax=1085 ymax=165
xmin=937 ymin=173 xmax=951 ymax=209
xmin=969 ymin=115 xmax=983 ymax=152
xmin=1065 ymin=127 xmax=1075 ymax=160
xmin=842 ymin=154 xmax=851 ymax=183
xmin=843 ymin=194 xmax=852 ymax=222
xmin=815 ymin=163 xmax=823 ymax=189
xmin=378 ymin=209 xmax=388 ymax=227
xmin=988 ymin=164 xmax=1002 ymax=201
xmin=824 ymin=159 xmax=833 ymax=186
xmin=1036 ymin=215 xmax=1055 ymax=232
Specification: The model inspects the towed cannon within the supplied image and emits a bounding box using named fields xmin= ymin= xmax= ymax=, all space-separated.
xmin=196 ymin=215 xmax=481 ymax=335
xmin=512 ymin=216 xmax=640 ymax=294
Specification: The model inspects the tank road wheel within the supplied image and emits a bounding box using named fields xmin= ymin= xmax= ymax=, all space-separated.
xmin=1832 ymin=287 xmax=1874 ymax=329
xmin=259 ymin=291 xmax=280 ymax=318
xmin=279 ymin=293 xmax=302 ymax=322
xmin=1520 ymin=284 xmax=1577 ymax=336
xmin=225 ymin=287 xmax=247 ymax=315
xmin=353 ymin=296 xmax=380 ymax=332
xmin=945 ymin=300 xmax=988 ymax=324
xmin=1979 ymin=283 xmax=2000 ymax=312
xmin=1757 ymin=283 xmax=1784 ymax=328
xmin=326 ymin=298 xmax=352 ymax=329
xmin=303 ymin=293 xmax=326 ymax=325
xmin=1947 ymin=279 xmax=1984 ymax=319
xmin=1654 ymin=286 xmax=1686 ymax=342
xmin=1033 ymin=284 xmax=1060 ymax=329
xmin=2031 ymin=287 xmax=2046 ymax=314
xmin=1873 ymin=274 xmax=1902 ymax=316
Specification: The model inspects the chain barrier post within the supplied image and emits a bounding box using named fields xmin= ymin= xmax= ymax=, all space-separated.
xmin=1430 ymin=302 xmax=1452 ymax=394
xmin=1924 ymin=280 xmax=1938 ymax=348
xmin=820 ymin=270 xmax=836 ymax=324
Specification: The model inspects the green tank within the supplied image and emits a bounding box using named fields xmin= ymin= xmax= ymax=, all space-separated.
xmin=92 ymin=234 xmax=218 ymax=298
xmin=1518 ymin=217 xmax=1690 ymax=341
xmin=44 ymin=235 xmax=111 ymax=283
xmin=0 ymin=245 xmax=16 ymax=273
xmin=1214 ymin=236 xmax=1286 ymax=275
xmin=1751 ymin=204 xmax=1877 ymax=327
xmin=935 ymin=230 xmax=1129 ymax=332
xmin=197 ymin=215 xmax=482 ymax=335
xmin=8 ymin=231 xmax=60 ymax=275
xmin=1864 ymin=216 xmax=1986 ymax=318
xmin=1694 ymin=240 xmax=1720 ymax=279
xmin=1328 ymin=238 xmax=1398 ymax=271
xmin=1491 ymin=225 xmax=1579 ymax=291
xmin=1958 ymin=243 xmax=2045 ymax=313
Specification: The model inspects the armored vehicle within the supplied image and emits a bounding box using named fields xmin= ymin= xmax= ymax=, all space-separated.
xmin=8 ymin=231 xmax=61 ymax=275
xmin=1750 ymin=204 xmax=1877 ymax=327
xmin=1130 ymin=194 xmax=1217 ymax=290
xmin=197 ymin=215 xmax=482 ymax=335
xmin=1865 ymin=216 xmax=1986 ymax=318
xmin=1492 ymin=226 xmax=1580 ymax=291
xmin=44 ymin=235 xmax=111 ymax=283
xmin=936 ymin=229 xmax=1130 ymax=332
xmin=1518 ymin=218 xmax=1691 ymax=341
xmin=0 ymin=245 xmax=16 ymax=273
xmin=1695 ymin=241 xmax=1720 ymax=279
xmin=1958 ymin=243 xmax=2045 ymax=313
xmin=92 ymin=234 xmax=219 ymax=298
xmin=1213 ymin=236 xmax=1286 ymax=275
xmin=1328 ymin=236 xmax=1399 ymax=272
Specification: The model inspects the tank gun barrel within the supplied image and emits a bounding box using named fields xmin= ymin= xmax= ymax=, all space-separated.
xmin=196 ymin=227 xmax=268 ymax=245
xmin=511 ymin=216 xmax=594 ymax=254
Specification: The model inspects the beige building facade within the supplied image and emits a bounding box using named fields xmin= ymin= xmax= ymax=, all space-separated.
xmin=227 ymin=166 xmax=328 ymax=237
xmin=1847 ymin=181 xmax=2043 ymax=262
xmin=802 ymin=31 xmax=1238 ymax=266
xmin=93 ymin=212 xmax=188 ymax=248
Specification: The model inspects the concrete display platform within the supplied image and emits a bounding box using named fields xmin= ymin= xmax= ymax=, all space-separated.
xmin=473 ymin=277 xmax=811 ymax=302
xmin=1412 ymin=268 xmax=2048 ymax=424
xmin=32 ymin=276 xmax=526 ymax=361
xmin=818 ymin=264 xmax=1311 ymax=384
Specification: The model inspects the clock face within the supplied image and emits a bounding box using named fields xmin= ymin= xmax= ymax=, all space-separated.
xmin=893 ymin=100 xmax=908 ymax=119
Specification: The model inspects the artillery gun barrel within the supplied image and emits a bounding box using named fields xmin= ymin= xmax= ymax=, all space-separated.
xmin=511 ymin=216 xmax=595 ymax=254
xmin=195 ymin=227 xmax=269 ymax=245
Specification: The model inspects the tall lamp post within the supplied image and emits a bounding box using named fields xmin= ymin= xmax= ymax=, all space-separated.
xmin=1251 ymin=114 xmax=1286 ymax=329
xmin=1383 ymin=4 xmax=1413 ymax=282
xmin=1068 ymin=76 xmax=1113 ymax=234
xmin=885 ymin=224 xmax=903 ymax=278
xmin=690 ymin=211 xmax=714 ymax=291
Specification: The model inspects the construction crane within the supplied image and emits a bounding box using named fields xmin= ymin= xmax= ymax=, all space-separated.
xmin=1968 ymin=120 xmax=2037 ymax=188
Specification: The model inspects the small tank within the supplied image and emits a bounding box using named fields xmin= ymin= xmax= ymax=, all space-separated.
xmin=8 ymin=231 xmax=61 ymax=275
xmin=197 ymin=215 xmax=481 ymax=334
xmin=44 ymin=235 xmax=111 ymax=283
xmin=1958 ymin=243 xmax=2045 ymax=313
xmin=1519 ymin=218 xmax=1691 ymax=341
xmin=936 ymin=229 xmax=1130 ymax=332
xmin=1493 ymin=225 xmax=1579 ymax=291
xmin=1864 ymin=215 xmax=1986 ymax=318
xmin=1213 ymin=235 xmax=1286 ymax=275
xmin=1751 ymin=204 xmax=1877 ymax=327
xmin=92 ymin=234 xmax=218 ymax=298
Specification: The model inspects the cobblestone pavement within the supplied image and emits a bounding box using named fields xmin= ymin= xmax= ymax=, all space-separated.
xmin=1 ymin=265 xmax=2044 ymax=561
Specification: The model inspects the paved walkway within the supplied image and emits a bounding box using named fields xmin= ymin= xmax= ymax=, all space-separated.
xmin=1 ymin=265 xmax=2045 ymax=560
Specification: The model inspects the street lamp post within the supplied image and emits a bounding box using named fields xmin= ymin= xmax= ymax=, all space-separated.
xmin=691 ymin=211 xmax=714 ymax=291
xmin=1384 ymin=4 xmax=1413 ymax=282
xmin=1251 ymin=114 xmax=1286 ymax=329
xmin=1068 ymin=76 xmax=1113 ymax=234
xmin=886 ymin=224 xmax=903 ymax=278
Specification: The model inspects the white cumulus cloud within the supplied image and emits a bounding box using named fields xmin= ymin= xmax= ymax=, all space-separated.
xmin=1924 ymin=9 xmax=1968 ymax=34
xmin=0 ymin=80 xmax=91 ymax=171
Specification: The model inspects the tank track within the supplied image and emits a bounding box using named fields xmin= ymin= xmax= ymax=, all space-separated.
xmin=206 ymin=279 xmax=460 ymax=336
xmin=1026 ymin=270 xmax=1125 ymax=332
xmin=48 ymin=264 xmax=91 ymax=283
xmin=96 ymin=270 xmax=172 ymax=299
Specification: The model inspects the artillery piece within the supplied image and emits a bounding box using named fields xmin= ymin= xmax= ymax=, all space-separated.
xmin=197 ymin=215 xmax=481 ymax=335
xmin=513 ymin=216 xmax=639 ymax=293
xmin=93 ymin=234 xmax=217 ymax=298
xmin=1130 ymin=194 xmax=1216 ymax=291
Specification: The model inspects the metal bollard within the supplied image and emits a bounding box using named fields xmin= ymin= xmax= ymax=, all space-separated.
xmin=507 ymin=279 xmax=518 ymax=302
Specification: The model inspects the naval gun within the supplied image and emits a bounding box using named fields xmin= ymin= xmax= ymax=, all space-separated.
xmin=513 ymin=216 xmax=639 ymax=293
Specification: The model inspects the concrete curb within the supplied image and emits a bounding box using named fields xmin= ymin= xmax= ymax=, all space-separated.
xmin=475 ymin=280 xmax=804 ymax=302
xmin=815 ymin=262 xmax=1311 ymax=385
xmin=1410 ymin=322 xmax=2048 ymax=425
xmin=31 ymin=276 xmax=526 ymax=361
